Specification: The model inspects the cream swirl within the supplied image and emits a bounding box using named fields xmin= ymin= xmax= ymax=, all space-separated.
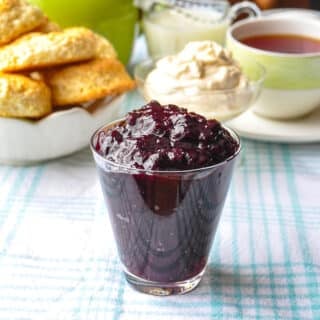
xmin=144 ymin=41 xmax=253 ymax=120
xmin=146 ymin=41 xmax=248 ymax=93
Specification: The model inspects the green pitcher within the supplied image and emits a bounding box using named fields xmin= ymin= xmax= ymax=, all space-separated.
xmin=29 ymin=0 xmax=138 ymax=64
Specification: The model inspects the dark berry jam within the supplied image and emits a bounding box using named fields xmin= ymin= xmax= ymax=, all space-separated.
xmin=92 ymin=101 xmax=240 ymax=283
xmin=95 ymin=100 xmax=238 ymax=171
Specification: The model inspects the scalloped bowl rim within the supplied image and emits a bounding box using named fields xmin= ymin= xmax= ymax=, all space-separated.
xmin=0 ymin=95 xmax=126 ymax=165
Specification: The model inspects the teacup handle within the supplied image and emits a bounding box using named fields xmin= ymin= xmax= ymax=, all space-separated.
xmin=229 ymin=1 xmax=261 ymax=22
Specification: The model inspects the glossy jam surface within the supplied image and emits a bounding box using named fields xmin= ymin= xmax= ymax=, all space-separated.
xmin=94 ymin=102 xmax=239 ymax=283
xmin=95 ymin=101 xmax=239 ymax=171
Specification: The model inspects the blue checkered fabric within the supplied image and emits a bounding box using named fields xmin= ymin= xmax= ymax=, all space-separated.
xmin=0 ymin=90 xmax=319 ymax=319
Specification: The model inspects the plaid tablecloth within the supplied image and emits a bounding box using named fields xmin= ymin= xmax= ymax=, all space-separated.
xmin=0 ymin=88 xmax=319 ymax=319
xmin=1 ymin=32 xmax=320 ymax=318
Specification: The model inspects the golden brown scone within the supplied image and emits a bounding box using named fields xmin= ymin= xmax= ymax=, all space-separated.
xmin=44 ymin=58 xmax=136 ymax=106
xmin=0 ymin=0 xmax=46 ymax=45
xmin=0 ymin=27 xmax=98 ymax=72
xmin=0 ymin=73 xmax=51 ymax=118
xmin=94 ymin=33 xmax=117 ymax=59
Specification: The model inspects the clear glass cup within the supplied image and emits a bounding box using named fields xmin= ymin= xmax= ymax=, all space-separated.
xmin=90 ymin=121 xmax=241 ymax=295
xmin=136 ymin=0 xmax=260 ymax=58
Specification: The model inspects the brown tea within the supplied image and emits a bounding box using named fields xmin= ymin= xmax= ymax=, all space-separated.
xmin=241 ymin=34 xmax=320 ymax=54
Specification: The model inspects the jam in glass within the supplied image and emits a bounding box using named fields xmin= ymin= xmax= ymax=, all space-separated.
xmin=91 ymin=101 xmax=240 ymax=295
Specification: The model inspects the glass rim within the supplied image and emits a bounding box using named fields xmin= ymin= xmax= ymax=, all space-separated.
xmin=142 ymin=0 xmax=230 ymax=25
xmin=90 ymin=118 xmax=241 ymax=175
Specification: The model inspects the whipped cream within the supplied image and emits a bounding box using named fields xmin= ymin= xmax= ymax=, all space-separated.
xmin=144 ymin=41 xmax=253 ymax=120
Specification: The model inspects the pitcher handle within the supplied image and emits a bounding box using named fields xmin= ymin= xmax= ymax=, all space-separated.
xmin=229 ymin=1 xmax=261 ymax=22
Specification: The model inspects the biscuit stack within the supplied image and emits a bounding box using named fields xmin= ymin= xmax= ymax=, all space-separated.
xmin=0 ymin=0 xmax=136 ymax=119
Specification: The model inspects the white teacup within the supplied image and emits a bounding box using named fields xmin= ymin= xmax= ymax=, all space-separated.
xmin=227 ymin=16 xmax=320 ymax=119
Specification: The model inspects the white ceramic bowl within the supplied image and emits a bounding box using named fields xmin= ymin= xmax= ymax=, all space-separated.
xmin=0 ymin=95 xmax=126 ymax=165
